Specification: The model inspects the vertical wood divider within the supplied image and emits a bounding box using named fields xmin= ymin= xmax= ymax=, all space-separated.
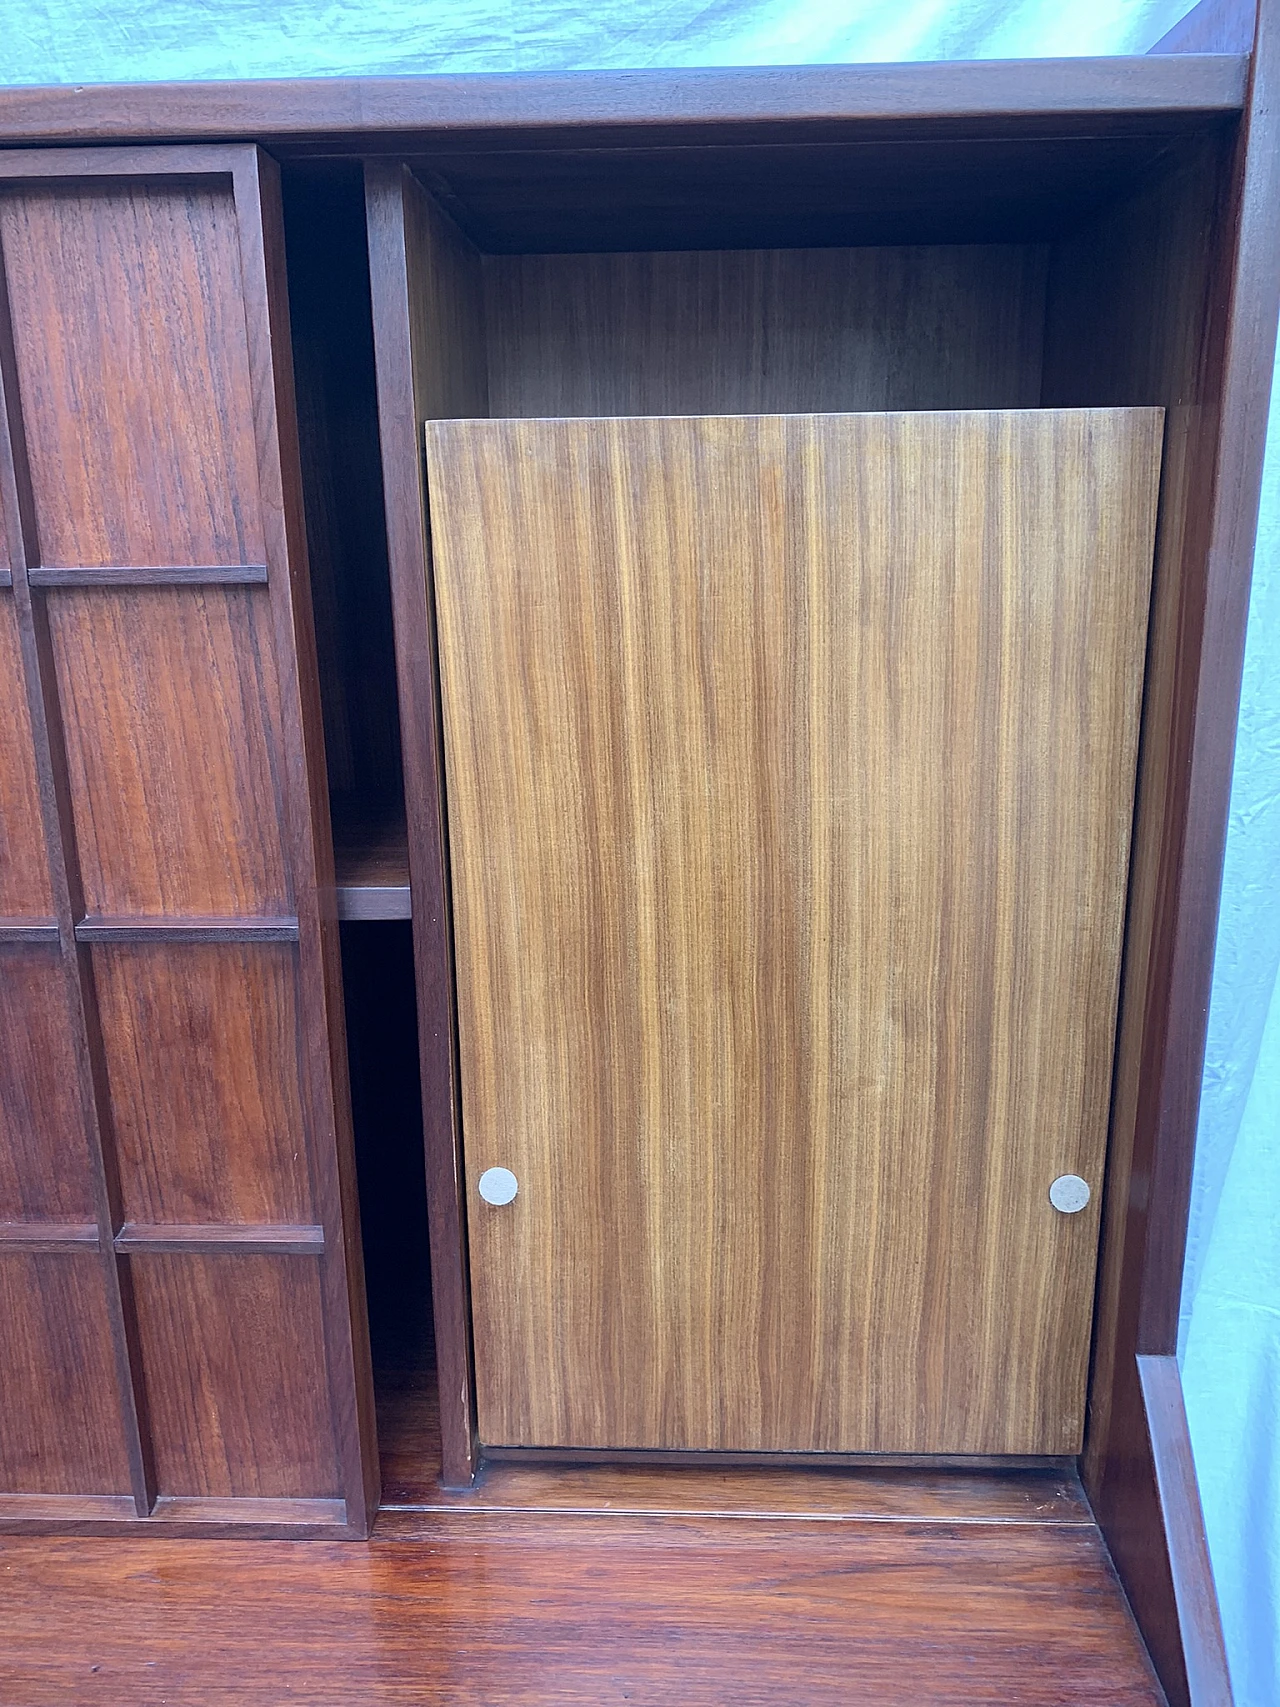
xmin=0 ymin=240 xmax=155 ymax=1517
xmin=232 ymin=149 xmax=379 ymax=1532
xmin=365 ymin=162 xmax=480 ymax=1486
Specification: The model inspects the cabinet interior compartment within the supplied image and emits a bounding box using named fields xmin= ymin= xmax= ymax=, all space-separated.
xmin=283 ymin=106 xmax=1238 ymax=1482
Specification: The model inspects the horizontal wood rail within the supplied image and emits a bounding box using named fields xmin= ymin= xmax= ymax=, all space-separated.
xmin=0 ymin=920 xmax=59 ymax=943
xmin=0 ymin=1223 xmax=101 ymax=1252
xmin=114 ymin=1224 xmax=326 ymax=1255
xmin=27 ymin=564 xmax=268 ymax=587
xmin=74 ymin=916 xmax=302 ymax=943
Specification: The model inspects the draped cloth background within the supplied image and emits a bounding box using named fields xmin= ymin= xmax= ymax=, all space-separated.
xmin=2 ymin=1 xmax=1276 ymax=1698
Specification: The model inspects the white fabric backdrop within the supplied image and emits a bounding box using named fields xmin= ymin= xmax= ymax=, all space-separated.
xmin=2 ymin=2 xmax=1276 ymax=1699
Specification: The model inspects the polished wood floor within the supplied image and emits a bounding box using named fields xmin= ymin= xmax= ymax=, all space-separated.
xmin=0 ymin=1361 xmax=1165 ymax=1706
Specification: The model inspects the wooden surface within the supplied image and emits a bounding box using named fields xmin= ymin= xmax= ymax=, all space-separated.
xmin=484 ymin=246 xmax=1045 ymax=415
xmin=0 ymin=1515 xmax=1164 ymax=1706
xmin=0 ymin=594 xmax=53 ymax=918
xmin=0 ymin=146 xmax=374 ymax=1536
xmin=428 ymin=409 xmax=1162 ymax=1455
xmin=0 ymin=56 xmax=1246 ymax=151
xmin=365 ymin=163 xmax=486 ymax=1485
xmin=377 ymin=1363 xmax=1093 ymax=1523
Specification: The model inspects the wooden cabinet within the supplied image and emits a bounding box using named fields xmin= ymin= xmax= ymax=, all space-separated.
xmin=429 ymin=409 xmax=1162 ymax=1455
xmin=0 ymin=21 xmax=1278 ymax=1701
xmin=0 ymin=147 xmax=374 ymax=1535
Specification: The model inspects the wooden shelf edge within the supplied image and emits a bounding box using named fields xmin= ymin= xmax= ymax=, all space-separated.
xmin=0 ymin=56 xmax=1248 ymax=150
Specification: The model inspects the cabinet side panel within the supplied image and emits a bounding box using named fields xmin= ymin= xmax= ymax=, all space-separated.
xmin=0 ymin=1253 xmax=133 ymax=1494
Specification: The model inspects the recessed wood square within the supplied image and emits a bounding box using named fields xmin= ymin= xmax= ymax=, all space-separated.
xmin=46 ymin=586 xmax=290 ymax=918
xmin=427 ymin=408 xmax=1163 ymax=1455
xmin=0 ymin=946 xmax=96 ymax=1224
xmin=93 ymin=942 xmax=312 ymax=1227
xmin=0 ymin=181 xmax=263 ymax=569
xmin=0 ymin=1253 xmax=133 ymax=1495
xmin=0 ymin=594 xmax=53 ymax=920
xmin=128 ymin=1253 xmax=340 ymax=1499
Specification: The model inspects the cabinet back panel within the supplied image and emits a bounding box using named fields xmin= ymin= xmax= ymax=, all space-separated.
xmin=0 ymin=947 xmax=95 ymax=1224
xmin=46 ymin=586 xmax=291 ymax=919
xmin=129 ymin=1253 xmax=340 ymax=1499
xmin=0 ymin=182 xmax=263 ymax=570
xmin=429 ymin=408 xmax=1162 ymax=1456
xmin=483 ymin=245 xmax=1047 ymax=418
xmin=0 ymin=1254 xmax=133 ymax=1495
xmin=93 ymin=943 xmax=312 ymax=1228
xmin=0 ymin=594 xmax=53 ymax=918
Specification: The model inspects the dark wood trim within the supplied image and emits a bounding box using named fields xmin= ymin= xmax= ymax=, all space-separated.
xmin=0 ymin=59 xmax=1247 ymax=152
xmin=72 ymin=916 xmax=301 ymax=943
xmin=1152 ymin=0 xmax=1256 ymax=54
xmin=0 ymin=224 xmax=157 ymax=1520
xmin=0 ymin=1223 xmax=101 ymax=1251
xmin=1083 ymin=1 xmax=1280 ymax=1701
xmin=365 ymin=160 xmax=478 ymax=1489
xmin=0 ymin=920 xmax=59 ymax=942
xmin=114 ymin=1223 xmax=326 ymax=1255
xmin=1138 ymin=1356 xmax=1233 ymax=1705
xmin=0 ymin=1494 xmax=356 ymax=1539
xmin=233 ymin=146 xmax=380 ymax=1537
xmin=483 ymin=1446 xmax=1077 ymax=1473
xmin=27 ymin=564 xmax=268 ymax=587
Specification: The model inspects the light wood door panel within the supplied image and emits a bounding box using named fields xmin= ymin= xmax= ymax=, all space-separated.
xmin=427 ymin=409 xmax=1162 ymax=1455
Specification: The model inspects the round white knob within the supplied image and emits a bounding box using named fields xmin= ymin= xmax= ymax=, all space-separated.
xmin=478 ymin=1166 xmax=519 ymax=1206
xmin=1049 ymin=1174 xmax=1091 ymax=1214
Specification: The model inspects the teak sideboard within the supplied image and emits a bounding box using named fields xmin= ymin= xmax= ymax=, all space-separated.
xmin=1 ymin=1 xmax=1277 ymax=1701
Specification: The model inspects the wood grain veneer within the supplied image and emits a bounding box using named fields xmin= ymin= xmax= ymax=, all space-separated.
xmin=427 ymin=408 xmax=1163 ymax=1455
xmin=484 ymin=245 xmax=1047 ymax=417
xmin=0 ymin=593 xmax=52 ymax=918
xmin=128 ymin=1253 xmax=339 ymax=1499
xmin=0 ymin=946 xmax=95 ymax=1223
xmin=0 ymin=1254 xmax=134 ymax=1495
xmin=92 ymin=942 xmax=312 ymax=1227
xmin=0 ymin=1517 xmax=1164 ymax=1705
xmin=0 ymin=182 xmax=262 ymax=570
xmin=44 ymin=586 xmax=291 ymax=920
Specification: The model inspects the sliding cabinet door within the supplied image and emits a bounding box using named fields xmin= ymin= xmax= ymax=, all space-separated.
xmin=428 ymin=409 xmax=1162 ymax=1456
xmin=0 ymin=147 xmax=375 ymax=1534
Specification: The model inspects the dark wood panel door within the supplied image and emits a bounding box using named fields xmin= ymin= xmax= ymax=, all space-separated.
xmin=428 ymin=409 xmax=1163 ymax=1456
xmin=0 ymin=147 xmax=375 ymax=1535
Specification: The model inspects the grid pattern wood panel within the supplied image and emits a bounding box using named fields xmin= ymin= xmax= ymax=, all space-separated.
xmin=0 ymin=147 xmax=372 ymax=1535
